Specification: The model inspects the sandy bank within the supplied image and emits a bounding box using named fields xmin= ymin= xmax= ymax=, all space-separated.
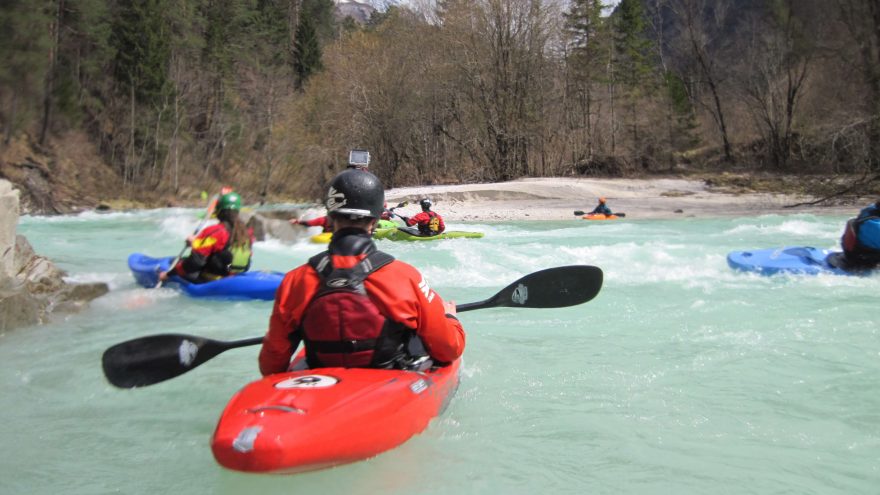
xmin=383 ymin=177 xmax=856 ymax=222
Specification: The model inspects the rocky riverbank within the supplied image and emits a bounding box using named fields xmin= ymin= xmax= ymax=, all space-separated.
xmin=0 ymin=179 xmax=109 ymax=332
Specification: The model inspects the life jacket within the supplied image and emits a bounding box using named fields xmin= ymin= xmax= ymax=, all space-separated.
xmin=419 ymin=211 xmax=441 ymax=235
xmin=299 ymin=250 xmax=412 ymax=369
xmin=226 ymin=244 xmax=251 ymax=273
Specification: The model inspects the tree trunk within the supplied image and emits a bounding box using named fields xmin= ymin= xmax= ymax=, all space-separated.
xmin=39 ymin=0 xmax=64 ymax=146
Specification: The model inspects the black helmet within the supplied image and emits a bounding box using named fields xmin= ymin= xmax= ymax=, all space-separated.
xmin=325 ymin=169 xmax=385 ymax=219
xmin=420 ymin=198 xmax=432 ymax=211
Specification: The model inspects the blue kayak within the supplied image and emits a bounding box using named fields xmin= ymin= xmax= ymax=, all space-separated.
xmin=128 ymin=253 xmax=284 ymax=300
xmin=726 ymin=246 xmax=857 ymax=276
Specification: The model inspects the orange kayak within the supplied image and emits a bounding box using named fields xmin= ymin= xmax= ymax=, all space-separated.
xmin=582 ymin=213 xmax=619 ymax=220
xmin=211 ymin=356 xmax=461 ymax=473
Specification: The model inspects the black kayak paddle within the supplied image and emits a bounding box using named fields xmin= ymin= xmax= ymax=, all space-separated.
xmin=102 ymin=265 xmax=603 ymax=389
xmin=574 ymin=210 xmax=626 ymax=217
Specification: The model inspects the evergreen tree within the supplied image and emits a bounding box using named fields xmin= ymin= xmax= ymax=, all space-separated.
xmin=53 ymin=0 xmax=112 ymax=126
xmin=0 ymin=0 xmax=52 ymax=143
xmin=612 ymin=0 xmax=655 ymax=152
xmin=204 ymin=0 xmax=246 ymax=83
xmin=301 ymin=0 xmax=336 ymax=43
xmin=663 ymin=70 xmax=698 ymax=151
xmin=111 ymin=0 xmax=172 ymax=105
xmin=563 ymin=0 xmax=608 ymax=161
xmin=565 ymin=0 xmax=605 ymax=58
xmin=293 ymin=10 xmax=323 ymax=89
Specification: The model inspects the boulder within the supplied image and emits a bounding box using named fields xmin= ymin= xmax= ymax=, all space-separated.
xmin=242 ymin=208 xmax=314 ymax=243
xmin=0 ymin=180 xmax=17 ymax=281
xmin=0 ymin=178 xmax=109 ymax=332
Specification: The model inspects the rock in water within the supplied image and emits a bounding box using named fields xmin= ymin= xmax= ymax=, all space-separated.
xmin=0 ymin=179 xmax=109 ymax=331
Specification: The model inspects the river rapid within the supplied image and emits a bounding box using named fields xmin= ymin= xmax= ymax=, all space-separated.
xmin=2 ymin=208 xmax=878 ymax=495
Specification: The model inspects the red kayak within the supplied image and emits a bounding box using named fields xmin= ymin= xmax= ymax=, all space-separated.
xmin=211 ymin=357 xmax=461 ymax=473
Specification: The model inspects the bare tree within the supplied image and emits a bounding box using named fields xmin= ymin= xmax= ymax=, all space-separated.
xmin=739 ymin=1 xmax=811 ymax=169
xmin=836 ymin=0 xmax=880 ymax=171
xmin=666 ymin=0 xmax=734 ymax=161
xmin=438 ymin=0 xmax=556 ymax=181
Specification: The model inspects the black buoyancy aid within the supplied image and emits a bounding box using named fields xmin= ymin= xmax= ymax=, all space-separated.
xmin=299 ymin=247 xmax=411 ymax=369
xmin=420 ymin=211 xmax=441 ymax=235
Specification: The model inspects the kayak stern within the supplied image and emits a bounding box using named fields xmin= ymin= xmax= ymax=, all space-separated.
xmin=211 ymin=360 xmax=461 ymax=473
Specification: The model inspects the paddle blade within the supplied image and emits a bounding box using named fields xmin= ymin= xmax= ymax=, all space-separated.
xmin=458 ymin=265 xmax=603 ymax=312
xmin=102 ymin=333 xmax=250 ymax=388
xmin=616 ymin=212 xmax=626 ymax=217
xmin=574 ymin=210 xmax=585 ymax=216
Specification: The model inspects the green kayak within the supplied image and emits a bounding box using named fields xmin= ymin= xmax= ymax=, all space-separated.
xmin=377 ymin=219 xmax=398 ymax=229
xmin=373 ymin=228 xmax=484 ymax=242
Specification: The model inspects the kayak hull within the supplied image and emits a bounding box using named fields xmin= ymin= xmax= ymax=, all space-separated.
xmin=373 ymin=228 xmax=484 ymax=241
xmin=211 ymin=358 xmax=461 ymax=473
xmin=377 ymin=219 xmax=398 ymax=229
xmin=582 ymin=214 xmax=618 ymax=220
xmin=128 ymin=253 xmax=284 ymax=300
xmin=726 ymin=246 xmax=856 ymax=276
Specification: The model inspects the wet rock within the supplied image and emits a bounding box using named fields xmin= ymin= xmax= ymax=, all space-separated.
xmin=242 ymin=208 xmax=314 ymax=243
xmin=1 ymin=180 xmax=17 ymax=280
xmin=0 ymin=178 xmax=109 ymax=332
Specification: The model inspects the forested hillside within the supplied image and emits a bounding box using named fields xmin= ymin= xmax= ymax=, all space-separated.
xmin=1 ymin=0 xmax=878 ymax=212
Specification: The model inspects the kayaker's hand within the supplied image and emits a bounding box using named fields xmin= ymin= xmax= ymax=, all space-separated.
xmin=289 ymin=219 xmax=300 ymax=225
xmin=443 ymin=300 xmax=457 ymax=316
xmin=158 ymin=271 xmax=169 ymax=282
xmin=185 ymin=235 xmax=196 ymax=246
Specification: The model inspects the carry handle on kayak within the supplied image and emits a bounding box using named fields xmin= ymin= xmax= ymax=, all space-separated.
xmin=102 ymin=265 xmax=603 ymax=389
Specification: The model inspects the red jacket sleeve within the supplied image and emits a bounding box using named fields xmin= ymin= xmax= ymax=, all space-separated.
xmin=302 ymin=216 xmax=329 ymax=228
xmin=366 ymin=260 xmax=465 ymax=363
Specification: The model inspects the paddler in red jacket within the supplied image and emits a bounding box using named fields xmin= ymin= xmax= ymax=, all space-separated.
xmin=401 ymin=198 xmax=446 ymax=236
xmin=289 ymin=215 xmax=332 ymax=232
xmin=159 ymin=191 xmax=255 ymax=283
xmin=259 ymin=169 xmax=466 ymax=374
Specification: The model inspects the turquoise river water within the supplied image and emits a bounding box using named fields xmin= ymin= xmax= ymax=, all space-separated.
xmin=1 ymin=208 xmax=878 ymax=495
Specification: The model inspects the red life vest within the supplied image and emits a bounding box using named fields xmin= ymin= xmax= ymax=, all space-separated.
xmin=299 ymin=250 xmax=411 ymax=368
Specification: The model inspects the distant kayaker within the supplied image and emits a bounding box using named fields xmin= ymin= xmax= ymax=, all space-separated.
xmin=401 ymin=198 xmax=446 ymax=236
xmin=159 ymin=191 xmax=254 ymax=283
xmin=290 ymin=215 xmax=332 ymax=233
xmin=840 ymin=199 xmax=880 ymax=268
xmin=590 ymin=197 xmax=613 ymax=216
xmin=259 ymin=169 xmax=465 ymax=374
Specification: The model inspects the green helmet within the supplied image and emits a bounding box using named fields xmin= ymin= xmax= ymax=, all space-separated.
xmin=217 ymin=192 xmax=242 ymax=211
